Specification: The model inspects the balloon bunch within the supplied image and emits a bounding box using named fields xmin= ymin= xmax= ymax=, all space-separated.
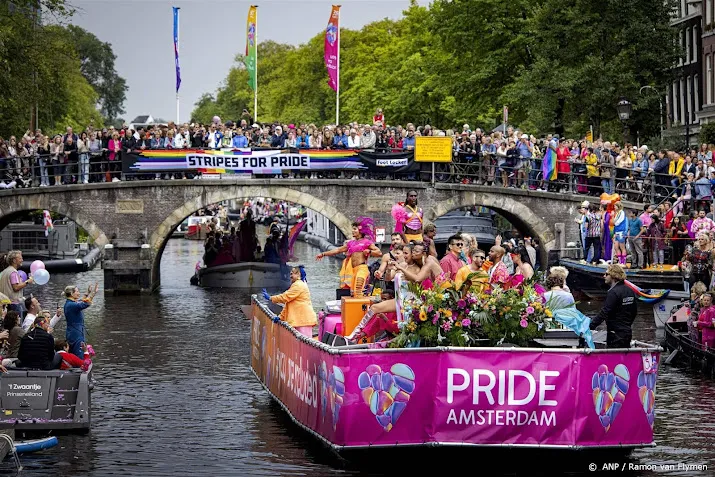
xmin=591 ymin=364 xmax=630 ymax=432
xmin=638 ymin=370 xmax=657 ymax=428
xmin=30 ymin=260 xmax=50 ymax=286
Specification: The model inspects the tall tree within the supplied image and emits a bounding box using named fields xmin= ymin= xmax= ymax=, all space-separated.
xmin=61 ymin=24 xmax=128 ymax=120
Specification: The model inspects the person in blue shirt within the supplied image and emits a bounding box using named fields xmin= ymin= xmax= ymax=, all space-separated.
xmin=232 ymin=129 xmax=249 ymax=148
xmin=627 ymin=209 xmax=644 ymax=269
xmin=63 ymin=283 xmax=98 ymax=359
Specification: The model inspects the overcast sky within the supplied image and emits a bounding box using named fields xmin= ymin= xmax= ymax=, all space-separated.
xmin=67 ymin=0 xmax=427 ymax=124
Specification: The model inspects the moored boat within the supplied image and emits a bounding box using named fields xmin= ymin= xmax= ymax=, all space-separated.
xmin=560 ymin=258 xmax=685 ymax=296
xmin=664 ymin=316 xmax=715 ymax=378
xmin=250 ymin=296 xmax=661 ymax=457
xmin=196 ymin=262 xmax=290 ymax=289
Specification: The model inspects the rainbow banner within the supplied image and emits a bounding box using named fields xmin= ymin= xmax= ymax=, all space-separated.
xmin=541 ymin=145 xmax=557 ymax=181
xmin=121 ymin=148 xmax=418 ymax=174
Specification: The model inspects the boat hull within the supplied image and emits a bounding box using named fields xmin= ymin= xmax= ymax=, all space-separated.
xmin=249 ymin=297 xmax=660 ymax=454
xmin=197 ymin=262 xmax=290 ymax=289
xmin=560 ymin=259 xmax=686 ymax=296
xmin=652 ymin=290 xmax=689 ymax=329
xmin=664 ymin=322 xmax=715 ymax=377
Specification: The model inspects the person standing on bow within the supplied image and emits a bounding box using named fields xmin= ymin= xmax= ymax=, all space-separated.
xmin=262 ymin=266 xmax=317 ymax=338
xmin=315 ymin=217 xmax=381 ymax=296
xmin=392 ymin=190 xmax=424 ymax=243
xmin=63 ymin=283 xmax=98 ymax=359
xmin=589 ymin=264 xmax=637 ymax=348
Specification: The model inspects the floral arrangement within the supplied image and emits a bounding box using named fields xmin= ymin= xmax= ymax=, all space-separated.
xmin=390 ymin=272 xmax=559 ymax=348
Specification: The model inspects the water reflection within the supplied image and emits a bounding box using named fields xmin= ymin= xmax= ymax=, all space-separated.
xmin=0 ymin=239 xmax=710 ymax=476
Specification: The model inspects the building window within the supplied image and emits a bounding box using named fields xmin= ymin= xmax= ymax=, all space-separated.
xmin=686 ymin=27 xmax=691 ymax=64
xmin=693 ymin=27 xmax=699 ymax=63
xmin=695 ymin=74 xmax=700 ymax=119
xmin=707 ymin=55 xmax=712 ymax=105
xmin=710 ymin=0 xmax=715 ymax=26
xmin=681 ymin=78 xmax=686 ymax=124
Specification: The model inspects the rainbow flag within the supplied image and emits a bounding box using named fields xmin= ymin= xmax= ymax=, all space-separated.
xmin=287 ymin=219 xmax=307 ymax=260
xmin=541 ymin=147 xmax=557 ymax=181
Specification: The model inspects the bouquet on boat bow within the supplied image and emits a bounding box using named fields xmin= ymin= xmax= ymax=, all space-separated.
xmin=391 ymin=272 xmax=563 ymax=348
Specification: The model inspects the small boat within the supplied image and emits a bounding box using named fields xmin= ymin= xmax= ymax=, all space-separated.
xmin=185 ymin=216 xmax=221 ymax=240
xmin=13 ymin=436 xmax=58 ymax=454
xmin=249 ymin=296 xmax=661 ymax=458
xmin=195 ymin=262 xmax=290 ymax=289
xmin=651 ymin=289 xmax=690 ymax=329
xmin=664 ymin=314 xmax=715 ymax=378
xmin=560 ymin=258 xmax=686 ymax=296
xmin=171 ymin=219 xmax=189 ymax=238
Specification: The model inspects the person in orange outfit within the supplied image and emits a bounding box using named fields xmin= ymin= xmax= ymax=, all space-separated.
xmin=263 ymin=266 xmax=317 ymax=338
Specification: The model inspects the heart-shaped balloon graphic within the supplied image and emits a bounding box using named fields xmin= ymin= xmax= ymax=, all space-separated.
xmin=637 ymin=367 xmax=657 ymax=428
xmin=358 ymin=363 xmax=415 ymax=432
xmin=319 ymin=361 xmax=345 ymax=430
xmin=591 ymin=363 xmax=630 ymax=432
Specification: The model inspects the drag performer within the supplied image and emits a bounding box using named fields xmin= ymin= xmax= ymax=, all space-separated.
xmin=392 ymin=190 xmax=424 ymax=242
xmin=315 ymin=217 xmax=381 ymax=297
xmin=262 ymin=266 xmax=316 ymax=338
xmin=612 ymin=202 xmax=629 ymax=265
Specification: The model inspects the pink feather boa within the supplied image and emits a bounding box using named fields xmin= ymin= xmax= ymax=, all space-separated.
xmin=391 ymin=203 xmax=408 ymax=233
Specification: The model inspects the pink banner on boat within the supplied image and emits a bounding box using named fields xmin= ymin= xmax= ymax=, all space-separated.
xmin=251 ymin=301 xmax=659 ymax=449
xmin=324 ymin=5 xmax=340 ymax=92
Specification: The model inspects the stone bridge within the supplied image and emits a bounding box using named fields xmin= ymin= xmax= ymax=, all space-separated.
xmin=0 ymin=179 xmax=599 ymax=293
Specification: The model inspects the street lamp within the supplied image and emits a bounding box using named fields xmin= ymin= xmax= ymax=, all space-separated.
xmin=616 ymin=97 xmax=632 ymax=145
xmin=639 ymin=85 xmax=663 ymax=143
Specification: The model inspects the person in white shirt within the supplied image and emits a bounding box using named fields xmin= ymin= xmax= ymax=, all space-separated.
xmin=347 ymin=129 xmax=361 ymax=148
xmin=22 ymin=296 xmax=62 ymax=332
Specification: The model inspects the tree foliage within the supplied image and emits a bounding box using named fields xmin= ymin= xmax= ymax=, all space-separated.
xmin=0 ymin=1 xmax=123 ymax=134
xmin=192 ymin=0 xmax=679 ymax=141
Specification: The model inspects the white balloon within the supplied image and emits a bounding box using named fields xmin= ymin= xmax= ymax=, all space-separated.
xmin=33 ymin=268 xmax=50 ymax=285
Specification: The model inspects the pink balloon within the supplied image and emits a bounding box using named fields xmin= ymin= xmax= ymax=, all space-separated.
xmin=30 ymin=260 xmax=45 ymax=274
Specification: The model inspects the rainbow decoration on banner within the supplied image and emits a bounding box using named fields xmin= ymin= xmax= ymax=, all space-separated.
xmin=123 ymin=148 xmax=367 ymax=173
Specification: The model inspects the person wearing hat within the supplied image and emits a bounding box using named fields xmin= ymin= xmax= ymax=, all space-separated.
xmin=589 ymin=264 xmax=637 ymax=348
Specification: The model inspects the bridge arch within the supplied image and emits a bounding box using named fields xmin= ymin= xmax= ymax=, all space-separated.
xmin=426 ymin=190 xmax=556 ymax=265
xmin=149 ymin=185 xmax=354 ymax=286
xmin=0 ymin=196 xmax=109 ymax=249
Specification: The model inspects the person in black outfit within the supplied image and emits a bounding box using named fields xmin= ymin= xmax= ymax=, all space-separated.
xmin=17 ymin=316 xmax=61 ymax=370
xmin=589 ymin=264 xmax=637 ymax=348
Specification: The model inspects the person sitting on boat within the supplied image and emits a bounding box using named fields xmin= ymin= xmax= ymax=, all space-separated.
xmin=264 ymin=230 xmax=282 ymax=265
xmin=548 ymin=266 xmax=571 ymax=293
xmin=382 ymin=244 xmax=408 ymax=282
xmin=262 ymin=266 xmax=317 ymax=338
xmin=17 ymin=315 xmax=61 ymax=370
xmin=440 ymin=234 xmax=468 ymax=281
xmin=54 ymin=339 xmax=91 ymax=370
xmin=543 ymin=275 xmax=575 ymax=310
xmin=64 ymin=283 xmax=98 ymax=359
xmin=392 ymin=190 xmax=424 ymax=243
xmin=315 ymin=217 xmax=381 ymax=295
xmin=487 ymin=246 xmax=510 ymax=286
xmin=374 ymin=233 xmax=405 ymax=281
xmin=510 ymin=245 xmax=534 ymax=281
xmin=688 ymin=281 xmax=707 ymax=343
xmin=344 ymin=289 xmax=399 ymax=344
xmin=454 ymin=248 xmax=488 ymax=292
xmin=589 ymin=264 xmax=637 ymax=348
xmin=694 ymin=292 xmax=715 ymax=349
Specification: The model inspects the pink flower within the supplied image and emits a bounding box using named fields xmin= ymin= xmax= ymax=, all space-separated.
xmin=510 ymin=275 xmax=524 ymax=288
xmin=427 ymin=305 xmax=434 ymax=312
xmin=442 ymin=321 xmax=452 ymax=331
xmin=526 ymin=306 xmax=535 ymax=315
xmin=432 ymin=312 xmax=440 ymax=324
xmin=520 ymin=318 xmax=528 ymax=328
xmin=457 ymin=299 xmax=466 ymax=309
xmin=534 ymin=283 xmax=546 ymax=296
xmin=422 ymin=278 xmax=434 ymax=290
xmin=462 ymin=318 xmax=471 ymax=327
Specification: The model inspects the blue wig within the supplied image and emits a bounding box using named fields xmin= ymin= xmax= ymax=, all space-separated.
xmin=297 ymin=265 xmax=307 ymax=282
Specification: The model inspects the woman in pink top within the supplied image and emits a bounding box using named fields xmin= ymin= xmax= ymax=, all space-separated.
xmin=108 ymin=132 xmax=122 ymax=182
xmin=696 ymin=292 xmax=715 ymax=348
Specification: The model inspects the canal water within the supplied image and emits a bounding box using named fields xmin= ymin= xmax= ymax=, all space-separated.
xmin=1 ymin=238 xmax=712 ymax=476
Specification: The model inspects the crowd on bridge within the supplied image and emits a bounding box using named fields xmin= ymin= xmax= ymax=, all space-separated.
xmin=2 ymin=112 xmax=715 ymax=207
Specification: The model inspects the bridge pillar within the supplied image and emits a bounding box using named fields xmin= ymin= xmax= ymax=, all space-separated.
xmin=102 ymin=241 xmax=155 ymax=294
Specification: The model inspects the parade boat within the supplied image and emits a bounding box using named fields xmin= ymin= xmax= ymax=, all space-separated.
xmin=663 ymin=310 xmax=715 ymax=378
xmin=195 ymin=261 xmax=290 ymax=289
xmin=184 ymin=215 xmax=221 ymax=240
xmin=560 ymin=258 xmax=685 ymax=296
xmin=249 ymin=296 xmax=661 ymax=457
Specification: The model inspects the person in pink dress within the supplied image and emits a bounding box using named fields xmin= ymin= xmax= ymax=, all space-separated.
xmin=696 ymin=292 xmax=715 ymax=348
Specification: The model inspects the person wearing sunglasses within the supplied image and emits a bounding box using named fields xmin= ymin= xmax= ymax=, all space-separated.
xmin=588 ymin=263 xmax=637 ymax=348
xmin=439 ymin=234 xmax=468 ymax=281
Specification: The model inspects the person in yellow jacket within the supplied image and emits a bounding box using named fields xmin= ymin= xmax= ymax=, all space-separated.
xmin=262 ymin=266 xmax=317 ymax=338
xmin=668 ymin=153 xmax=685 ymax=188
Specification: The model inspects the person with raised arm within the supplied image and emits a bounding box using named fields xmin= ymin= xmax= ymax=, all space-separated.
xmin=63 ymin=282 xmax=98 ymax=360
xmin=316 ymin=217 xmax=381 ymax=296
xmin=262 ymin=266 xmax=316 ymax=338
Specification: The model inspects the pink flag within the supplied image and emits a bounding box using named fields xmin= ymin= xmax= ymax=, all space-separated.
xmin=324 ymin=5 xmax=340 ymax=91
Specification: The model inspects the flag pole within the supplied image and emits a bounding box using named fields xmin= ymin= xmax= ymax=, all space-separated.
xmin=254 ymin=5 xmax=258 ymax=124
xmin=335 ymin=5 xmax=340 ymax=125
